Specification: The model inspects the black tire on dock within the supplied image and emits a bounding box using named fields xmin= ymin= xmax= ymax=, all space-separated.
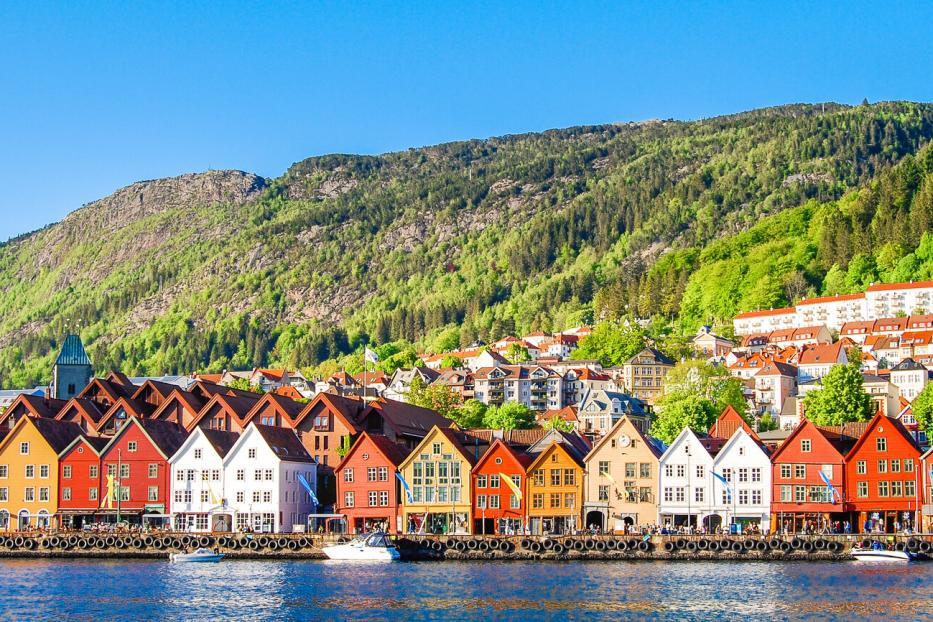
xmin=68 ymin=535 xmax=79 ymax=547
xmin=23 ymin=538 xmax=36 ymax=550
xmin=543 ymin=538 xmax=555 ymax=550
xmin=144 ymin=536 xmax=154 ymax=547
xmin=432 ymin=540 xmax=444 ymax=551
xmin=584 ymin=539 xmax=596 ymax=551
xmin=663 ymin=540 xmax=675 ymax=552
xmin=552 ymin=543 xmax=565 ymax=555
xmin=114 ymin=539 xmax=126 ymax=549
xmin=276 ymin=537 xmax=288 ymax=549
xmin=573 ymin=540 xmax=586 ymax=551
xmin=697 ymin=539 xmax=709 ymax=551
xmin=860 ymin=539 xmax=871 ymax=549
xmin=685 ymin=541 xmax=697 ymax=552
xmin=199 ymin=536 xmax=212 ymax=547
xmin=675 ymin=538 xmax=687 ymax=550
xmin=133 ymin=539 xmax=144 ymax=549
xmin=520 ymin=539 xmax=531 ymax=549
xmin=530 ymin=541 xmax=542 ymax=553
xmin=455 ymin=540 xmax=467 ymax=551
xmin=920 ymin=541 xmax=932 ymax=553
xmin=595 ymin=540 xmax=607 ymax=551
xmin=563 ymin=538 xmax=574 ymax=549
xmin=638 ymin=540 xmax=651 ymax=552
xmin=174 ymin=538 xmax=185 ymax=549
xmin=258 ymin=536 xmax=271 ymax=548
xmin=708 ymin=540 xmax=720 ymax=553
xmin=802 ymin=541 xmax=815 ymax=553
xmin=605 ymin=539 xmax=617 ymax=550
xmin=13 ymin=536 xmax=24 ymax=548
xmin=299 ymin=537 xmax=311 ymax=548
xmin=238 ymin=537 xmax=250 ymax=547
xmin=791 ymin=538 xmax=803 ymax=549
xmin=419 ymin=538 xmax=431 ymax=549
xmin=268 ymin=540 xmax=280 ymax=551
xmin=894 ymin=541 xmax=906 ymax=552
xmin=78 ymin=539 xmax=90 ymax=550
xmin=627 ymin=539 xmax=639 ymax=551
xmin=718 ymin=539 xmax=730 ymax=551
xmin=828 ymin=541 xmax=842 ymax=553
xmin=466 ymin=539 xmax=479 ymax=550
xmin=731 ymin=541 xmax=744 ymax=553
xmin=755 ymin=540 xmax=768 ymax=552
xmin=742 ymin=539 xmax=755 ymax=551
xmin=488 ymin=539 xmax=500 ymax=550
xmin=248 ymin=540 xmax=260 ymax=550
xmin=768 ymin=539 xmax=781 ymax=550
xmin=814 ymin=539 xmax=827 ymax=550
xmin=780 ymin=541 xmax=792 ymax=553
xmin=907 ymin=538 xmax=920 ymax=551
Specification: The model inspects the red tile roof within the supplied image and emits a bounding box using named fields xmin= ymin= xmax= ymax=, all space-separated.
xmin=867 ymin=280 xmax=933 ymax=292
xmin=735 ymin=306 xmax=795 ymax=319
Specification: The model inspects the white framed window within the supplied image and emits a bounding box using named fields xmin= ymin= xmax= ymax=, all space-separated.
xmin=128 ymin=441 xmax=138 ymax=453
xmin=20 ymin=442 xmax=29 ymax=455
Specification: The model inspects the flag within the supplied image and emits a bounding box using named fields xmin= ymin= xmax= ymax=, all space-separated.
xmin=712 ymin=471 xmax=732 ymax=496
xmin=500 ymin=472 xmax=522 ymax=501
xmin=818 ymin=470 xmax=840 ymax=501
xmin=208 ymin=483 xmax=221 ymax=506
xmin=104 ymin=475 xmax=115 ymax=509
xmin=364 ymin=347 xmax=380 ymax=364
xmin=601 ymin=471 xmax=617 ymax=485
xmin=396 ymin=472 xmax=414 ymax=503
xmin=297 ymin=472 xmax=319 ymax=506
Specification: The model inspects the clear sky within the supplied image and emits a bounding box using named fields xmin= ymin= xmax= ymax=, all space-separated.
xmin=1 ymin=1 xmax=932 ymax=240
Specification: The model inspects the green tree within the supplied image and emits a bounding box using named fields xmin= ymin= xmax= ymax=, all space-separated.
xmin=802 ymin=362 xmax=874 ymax=425
xmin=650 ymin=391 xmax=718 ymax=444
xmin=451 ymin=399 xmax=488 ymax=429
xmin=407 ymin=376 xmax=462 ymax=420
xmin=542 ymin=414 xmax=575 ymax=433
xmin=574 ymin=320 xmax=648 ymax=367
xmin=483 ymin=402 xmax=536 ymax=430
xmin=757 ymin=413 xmax=779 ymax=432
xmin=226 ymin=377 xmax=262 ymax=394
xmin=440 ymin=355 xmax=463 ymax=369
xmin=911 ymin=382 xmax=933 ymax=439
xmin=505 ymin=343 xmax=530 ymax=364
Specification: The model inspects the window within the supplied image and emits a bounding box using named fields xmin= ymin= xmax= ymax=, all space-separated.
xmin=876 ymin=437 xmax=887 ymax=452
xmin=510 ymin=494 xmax=519 ymax=509
xmin=369 ymin=491 xmax=378 ymax=507
xmin=62 ymin=487 xmax=71 ymax=501
xmin=89 ymin=465 xmax=98 ymax=479
xmin=489 ymin=474 xmax=500 ymax=489
xmin=564 ymin=493 xmax=575 ymax=509
xmin=20 ymin=442 xmax=29 ymax=455
xmin=891 ymin=459 xmax=901 ymax=473
xmin=378 ymin=467 xmax=388 ymax=482
xmin=795 ymin=486 xmax=806 ymax=502
xmin=265 ymin=469 xmax=274 ymax=481
xmin=476 ymin=474 xmax=487 ymax=488
xmin=63 ymin=465 xmax=72 ymax=479
xmin=107 ymin=464 xmax=116 ymax=477
xmin=236 ymin=469 xmax=245 ymax=481
xmin=877 ymin=460 xmax=887 ymax=474
xmin=193 ymin=448 xmax=202 ymax=459
xmin=625 ymin=462 xmax=636 ymax=478
xmin=549 ymin=493 xmax=561 ymax=508
xmin=780 ymin=485 xmax=792 ymax=502
xmin=344 ymin=468 xmax=354 ymax=483
xmin=676 ymin=465 xmax=685 ymax=478
xmin=477 ymin=494 xmax=487 ymax=509
xmin=563 ymin=469 xmax=575 ymax=486
xmin=665 ymin=464 xmax=673 ymax=477
xmin=780 ymin=464 xmax=791 ymax=479
xmin=878 ymin=481 xmax=889 ymax=497
xmin=905 ymin=480 xmax=916 ymax=497
xmin=252 ymin=491 xmax=261 ymax=503
xmin=89 ymin=488 xmax=98 ymax=500
xmin=39 ymin=465 xmax=49 ymax=479
xmin=550 ymin=469 xmax=561 ymax=486
xmin=148 ymin=464 xmax=158 ymax=479
xmin=149 ymin=487 xmax=160 ymax=502
xmin=39 ymin=487 xmax=51 ymax=501
xmin=0 ymin=488 xmax=7 ymax=502
xmin=800 ymin=439 xmax=811 ymax=453
xmin=212 ymin=470 xmax=220 ymax=481
xmin=344 ymin=492 xmax=354 ymax=508
xmin=432 ymin=443 xmax=442 ymax=455
xmin=738 ymin=468 xmax=748 ymax=483
xmin=598 ymin=485 xmax=609 ymax=501
xmin=890 ymin=480 xmax=903 ymax=497
xmin=694 ymin=488 xmax=704 ymax=503
xmin=751 ymin=468 xmax=761 ymax=482
xmin=489 ymin=495 xmax=500 ymax=509
xmin=532 ymin=493 xmax=544 ymax=509
xmin=663 ymin=487 xmax=673 ymax=502
xmin=639 ymin=463 xmax=651 ymax=478
xmin=905 ymin=459 xmax=915 ymax=472
xmin=248 ymin=448 xmax=257 ymax=459
xmin=118 ymin=487 xmax=130 ymax=502
xmin=696 ymin=465 xmax=704 ymax=479
xmin=313 ymin=414 xmax=329 ymax=430
xmin=738 ymin=490 xmax=748 ymax=505
xmin=675 ymin=488 xmax=685 ymax=502
xmin=236 ymin=491 xmax=244 ymax=503
xmin=120 ymin=464 xmax=130 ymax=479
xmin=25 ymin=465 xmax=34 ymax=478
xmin=794 ymin=464 xmax=806 ymax=479
xmin=379 ymin=491 xmax=389 ymax=506
xmin=856 ymin=460 xmax=866 ymax=475
xmin=24 ymin=487 xmax=35 ymax=501
xmin=598 ymin=461 xmax=610 ymax=476
xmin=128 ymin=441 xmax=138 ymax=453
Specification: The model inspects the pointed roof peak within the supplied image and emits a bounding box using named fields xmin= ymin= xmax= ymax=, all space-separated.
xmin=56 ymin=334 xmax=92 ymax=367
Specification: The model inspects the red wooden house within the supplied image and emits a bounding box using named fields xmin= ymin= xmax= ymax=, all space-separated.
xmin=149 ymin=389 xmax=209 ymax=428
xmin=243 ymin=393 xmax=305 ymax=429
xmin=0 ymin=394 xmax=66 ymax=432
xmin=770 ymin=419 xmax=865 ymax=533
xmin=55 ymin=398 xmax=107 ymax=436
xmin=57 ymin=435 xmax=109 ymax=528
xmin=99 ymin=417 xmax=188 ymax=524
xmin=471 ymin=438 xmax=531 ymax=535
xmin=186 ymin=393 xmax=258 ymax=433
xmin=96 ymin=397 xmax=156 ymax=436
xmin=922 ymin=448 xmax=933 ymax=532
xmin=334 ymin=432 xmax=410 ymax=534
xmin=845 ymin=412 xmax=922 ymax=533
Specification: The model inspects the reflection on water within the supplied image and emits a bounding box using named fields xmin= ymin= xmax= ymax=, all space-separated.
xmin=0 ymin=559 xmax=931 ymax=621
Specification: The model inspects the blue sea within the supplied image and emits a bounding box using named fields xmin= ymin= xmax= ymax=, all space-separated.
xmin=0 ymin=558 xmax=930 ymax=621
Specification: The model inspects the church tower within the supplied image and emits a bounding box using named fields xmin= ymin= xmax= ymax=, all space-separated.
xmin=51 ymin=334 xmax=93 ymax=400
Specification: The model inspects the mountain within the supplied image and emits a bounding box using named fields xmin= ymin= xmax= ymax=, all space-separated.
xmin=2 ymin=102 xmax=933 ymax=386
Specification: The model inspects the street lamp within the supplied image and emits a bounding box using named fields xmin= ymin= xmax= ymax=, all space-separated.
xmin=685 ymin=444 xmax=691 ymax=530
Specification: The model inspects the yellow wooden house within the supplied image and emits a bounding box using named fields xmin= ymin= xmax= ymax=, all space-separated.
xmin=398 ymin=426 xmax=476 ymax=535
xmin=0 ymin=416 xmax=83 ymax=531
xmin=526 ymin=438 xmax=586 ymax=535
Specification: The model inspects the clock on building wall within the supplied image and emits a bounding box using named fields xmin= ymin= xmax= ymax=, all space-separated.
xmin=619 ymin=434 xmax=631 ymax=448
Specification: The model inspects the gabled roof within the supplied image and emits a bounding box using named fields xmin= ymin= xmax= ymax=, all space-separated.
xmin=150 ymin=388 xmax=208 ymax=421
xmin=6 ymin=394 xmax=67 ymax=419
xmin=541 ymin=405 xmax=578 ymax=423
xmin=243 ymin=392 xmax=305 ymax=426
xmin=659 ymin=426 xmax=714 ymax=464
xmin=755 ymin=360 xmax=797 ymax=377
xmin=458 ymin=428 xmax=550 ymax=452
xmin=337 ymin=431 xmax=411 ymax=472
xmin=798 ymin=342 xmax=845 ymax=366
xmin=200 ymin=428 xmax=241 ymax=458
xmin=526 ymin=437 xmax=586 ymax=471
xmin=473 ymin=437 xmax=533 ymax=472
xmin=58 ymin=433 xmax=109 ymax=458
xmin=102 ymin=417 xmax=189 ymax=460
xmin=131 ymin=379 xmax=178 ymax=403
xmin=843 ymin=412 xmax=920 ymax=458
xmin=185 ymin=392 xmax=259 ymax=431
xmin=624 ymin=347 xmax=674 ymax=366
xmin=401 ymin=426 xmax=480 ymax=469
xmin=24 ymin=417 xmax=85 ymax=454
xmin=362 ymin=398 xmax=453 ymax=438
xmin=253 ymin=424 xmax=315 ymax=463
xmin=95 ymin=396 xmax=156 ymax=431
xmin=294 ymin=392 xmax=366 ymax=429
xmin=707 ymin=405 xmax=758 ymax=441
xmin=584 ymin=415 xmax=665 ymax=462
xmin=78 ymin=377 xmax=135 ymax=403
xmin=54 ymin=397 xmax=106 ymax=425
xmin=55 ymin=334 xmax=92 ymax=366
xmin=891 ymin=357 xmax=926 ymax=372
xmin=714 ymin=427 xmax=770 ymax=461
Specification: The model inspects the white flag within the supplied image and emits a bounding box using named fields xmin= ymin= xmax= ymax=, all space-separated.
xmin=364 ymin=347 xmax=380 ymax=363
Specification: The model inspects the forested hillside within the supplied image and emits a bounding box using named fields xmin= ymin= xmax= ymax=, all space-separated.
xmin=2 ymin=102 xmax=933 ymax=386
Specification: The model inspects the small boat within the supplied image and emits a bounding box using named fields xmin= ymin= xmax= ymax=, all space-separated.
xmin=851 ymin=542 xmax=915 ymax=562
xmin=322 ymin=531 xmax=400 ymax=561
xmin=170 ymin=547 xmax=225 ymax=563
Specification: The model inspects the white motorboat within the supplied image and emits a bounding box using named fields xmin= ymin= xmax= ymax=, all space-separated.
xmin=851 ymin=543 xmax=915 ymax=562
xmin=170 ymin=547 xmax=225 ymax=563
xmin=322 ymin=531 xmax=401 ymax=561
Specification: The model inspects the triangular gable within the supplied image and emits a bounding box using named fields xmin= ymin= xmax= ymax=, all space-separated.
xmin=659 ymin=427 xmax=714 ymax=465
xmin=713 ymin=427 xmax=770 ymax=465
xmin=526 ymin=439 xmax=584 ymax=472
xmin=843 ymin=411 xmax=920 ymax=460
xmin=242 ymin=393 xmax=303 ymax=428
xmin=150 ymin=389 xmax=204 ymax=425
xmin=185 ymin=393 xmax=257 ymax=432
xmin=100 ymin=416 xmax=184 ymax=461
xmin=398 ymin=425 xmax=476 ymax=471
xmin=584 ymin=415 xmax=663 ymax=462
xmin=168 ymin=426 xmax=220 ymax=464
xmin=472 ymin=437 xmax=531 ymax=473
xmin=769 ymin=419 xmax=845 ymax=464
xmin=708 ymin=405 xmax=758 ymax=442
xmin=131 ymin=379 xmax=175 ymax=406
xmin=294 ymin=392 xmax=364 ymax=430
xmin=58 ymin=433 xmax=107 ymax=459
xmin=95 ymin=396 xmax=154 ymax=434
xmin=54 ymin=398 xmax=104 ymax=433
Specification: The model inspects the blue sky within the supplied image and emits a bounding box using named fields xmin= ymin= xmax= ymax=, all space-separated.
xmin=1 ymin=1 xmax=932 ymax=240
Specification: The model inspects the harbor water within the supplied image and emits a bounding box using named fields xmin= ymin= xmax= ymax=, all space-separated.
xmin=1 ymin=558 xmax=931 ymax=621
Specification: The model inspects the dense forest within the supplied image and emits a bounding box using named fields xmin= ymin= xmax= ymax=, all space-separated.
xmin=2 ymin=102 xmax=933 ymax=386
